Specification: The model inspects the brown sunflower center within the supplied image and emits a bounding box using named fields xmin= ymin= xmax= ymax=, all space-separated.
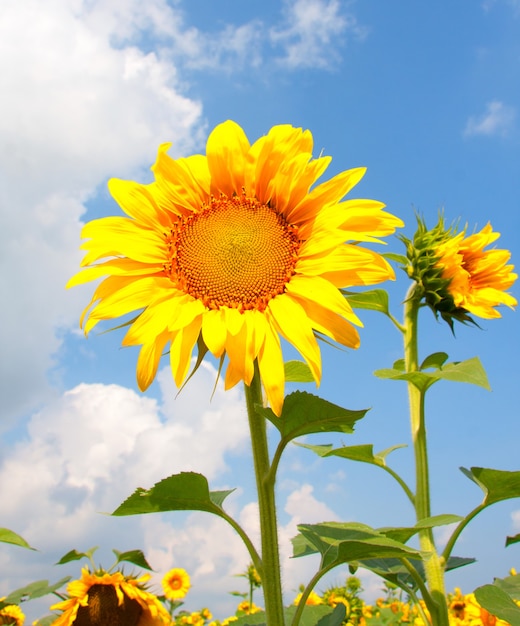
xmin=165 ymin=195 xmax=301 ymax=311
xmin=74 ymin=584 xmax=142 ymax=626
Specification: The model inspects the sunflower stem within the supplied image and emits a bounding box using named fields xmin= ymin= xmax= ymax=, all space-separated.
xmin=403 ymin=283 xmax=449 ymax=626
xmin=244 ymin=361 xmax=285 ymax=626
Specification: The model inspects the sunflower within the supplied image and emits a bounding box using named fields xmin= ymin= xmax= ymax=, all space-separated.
xmin=68 ymin=121 xmax=402 ymax=415
xmin=0 ymin=603 xmax=25 ymax=626
xmin=434 ymin=223 xmax=517 ymax=319
xmin=50 ymin=567 xmax=171 ymax=626
xmin=161 ymin=568 xmax=191 ymax=601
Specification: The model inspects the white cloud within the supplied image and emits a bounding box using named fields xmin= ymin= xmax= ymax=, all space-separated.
xmin=0 ymin=362 xmax=251 ymax=619
xmin=0 ymin=363 xmax=354 ymax=621
xmin=0 ymin=0 xmax=204 ymax=424
xmin=512 ymin=509 xmax=520 ymax=530
xmin=270 ymin=0 xmax=367 ymax=69
xmin=464 ymin=101 xmax=516 ymax=137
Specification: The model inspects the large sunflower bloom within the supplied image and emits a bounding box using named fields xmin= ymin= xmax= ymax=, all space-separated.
xmin=434 ymin=223 xmax=517 ymax=319
xmin=68 ymin=121 xmax=403 ymax=415
xmin=161 ymin=568 xmax=190 ymax=601
xmin=0 ymin=602 xmax=25 ymax=626
xmin=50 ymin=567 xmax=171 ymax=626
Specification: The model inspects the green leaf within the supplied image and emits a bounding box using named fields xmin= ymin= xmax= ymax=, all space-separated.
xmin=379 ymin=514 xmax=463 ymax=544
xmin=257 ymin=391 xmax=368 ymax=442
xmin=346 ymin=555 xmax=474 ymax=591
xmin=420 ymin=352 xmax=449 ymax=370
xmin=341 ymin=289 xmax=390 ymax=314
xmin=113 ymin=549 xmax=153 ymax=571
xmin=233 ymin=606 xmax=341 ymax=626
xmin=56 ymin=547 xmax=98 ymax=565
xmin=434 ymin=357 xmax=491 ymax=390
xmin=460 ymin=467 xmax=520 ymax=506
xmin=112 ymin=472 xmax=235 ymax=516
xmin=298 ymin=443 xmax=407 ymax=469
xmin=316 ymin=603 xmax=347 ymax=626
xmin=5 ymin=577 xmax=70 ymax=604
xmin=285 ymin=360 xmax=315 ymax=383
xmin=374 ymin=356 xmax=491 ymax=392
xmin=373 ymin=368 xmax=435 ymax=392
xmin=293 ymin=522 xmax=424 ymax=570
xmin=0 ymin=528 xmax=36 ymax=550
xmin=474 ymin=584 xmax=520 ymax=626
xmin=493 ymin=573 xmax=520 ymax=600
xmin=506 ymin=533 xmax=520 ymax=548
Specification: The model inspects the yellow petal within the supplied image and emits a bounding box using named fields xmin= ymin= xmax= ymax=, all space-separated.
xmin=136 ymin=330 xmax=170 ymax=391
xmin=207 ymin=120 xmax=250 ymax=197
xmin=170 ymin=316 xmax=203 ymax=387
xmin=293 ymin=296 xmax=360 ymax=349
xmin=80 ymin=217 xmax=167 ymax=266
xmin=267 ymin=295 xmax=321 ymax=383
xmin=201 ymin=308 xmax=227 ymax=357
xmin=257 ymin=320 xmax=285 ymax=417
xmin=67 ymin=258 xmax=161 ymax=288
xmin=84 ymin=277 xmax=173 ymax=335
xmin=123 ymin=292 xmax=189 ymax=346
xmin=286 ymin=274 xmax=362 ymax=325
xmin=108 ymin=178 xmax=171 ymax=228
xmin=151 ymin=145 xmax=210 ymax=214
xmin=287 ymin=167 xmax=367 ymax=224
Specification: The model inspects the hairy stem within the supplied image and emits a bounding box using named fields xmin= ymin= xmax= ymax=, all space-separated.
xmin=404 ymin=284 xmax=449 ymax=626
xmin=244 ymin=362 xmax=285 ymax=625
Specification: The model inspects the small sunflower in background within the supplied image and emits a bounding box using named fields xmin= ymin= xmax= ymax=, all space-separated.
xmin=162 ymin=568 xmax=191 ymax=602
xmin=0 ymin=601 xmax=25 ymax=626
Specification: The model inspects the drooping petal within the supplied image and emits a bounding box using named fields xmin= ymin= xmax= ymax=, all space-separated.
xmin=136 ymin=330 xmax=171 ymax=391
xmin=267 ymin=295 xmax=321 ymax=383
xmin=286 ymin=274 xmax=362 ymax=326
xmin=169 ymin=315 xmax=203 ymax=386
xmin=257 ymin=320 xmax=285 ymax=416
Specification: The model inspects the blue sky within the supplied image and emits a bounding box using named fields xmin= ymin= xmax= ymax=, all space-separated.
xmin=1 ymin=0 xmax=519 ymax=622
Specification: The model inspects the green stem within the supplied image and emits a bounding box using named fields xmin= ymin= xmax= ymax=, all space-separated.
xmin=244 ymin=361 xmax=285 ymax=626
xmin=441 ymin=503 xmax=485 ymax=564
xmin=403 ymin=284 xmax=449 ymax=626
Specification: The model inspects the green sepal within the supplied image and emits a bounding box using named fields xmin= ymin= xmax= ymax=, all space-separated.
xmin=292 ymin=522 xmax=424 ymax=570
xmin=460 ymin=467 xmax=520 ymax=506
xmin=374 ymin=356 xmax=491 ymax=391
xmin=284 ymin=360 xmax=315 ymax=383
xmin=112 ymin=472 xmax=235 ymax=516
xmin=474 ymin=575 xmax=520 ymax=626
xmin=383 ymin=253 xmax=409 ymax=266
xmin=257 ymin=391 xmax=367 ymax=442
xmin=4 ymin=577 xmax=71 ymax=605
xmin=0 ymin=527 xmax=36 ymax=550
xmin=341 ymin=289 xmax=390 ymax=315
xmin=112 ymin=549 xmax=153 ymax=571
xmin=56 ymin=546 xmax=98 ymax=565
xmin=506 ymin=533 xmax=520 ymax=547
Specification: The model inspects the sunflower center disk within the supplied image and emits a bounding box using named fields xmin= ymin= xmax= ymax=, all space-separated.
xmin=168 ymin=196 xmax=301 ymax=311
